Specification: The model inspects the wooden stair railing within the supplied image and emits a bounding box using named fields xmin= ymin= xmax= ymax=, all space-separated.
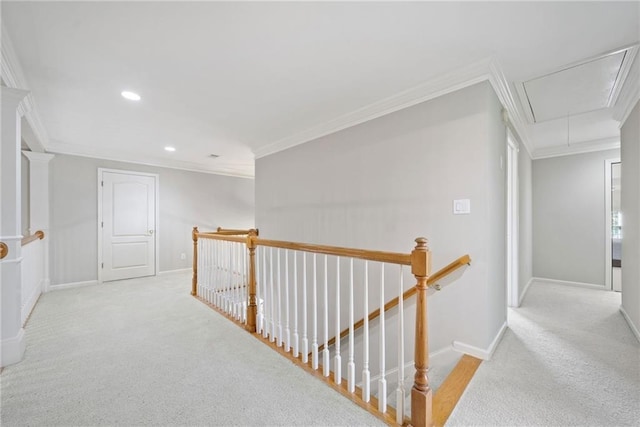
xmin=319 ymin=254 xmax=471 ymax=353
xmin=191 ymin=226 xmax=437 ymax=426
xmin=21 ymin=230 xmax=45 ymax=246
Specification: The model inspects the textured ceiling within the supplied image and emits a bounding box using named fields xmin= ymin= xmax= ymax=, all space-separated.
xmin=2 ymin=1 xmax=639 ymax=176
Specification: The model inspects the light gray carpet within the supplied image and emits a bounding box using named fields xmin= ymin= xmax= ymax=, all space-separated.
xmin=0 ymin=273 xmax=384 ymax=426
xmin=447 ymin=281 xmax=640 ymax=427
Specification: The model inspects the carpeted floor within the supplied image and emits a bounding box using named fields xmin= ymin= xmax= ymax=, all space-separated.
xmin=447 ymin=281 xmax=640 ymax=426
xmin=0 ymin=273 xmax=384 ymax=426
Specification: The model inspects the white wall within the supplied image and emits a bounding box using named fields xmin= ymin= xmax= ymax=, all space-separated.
xmin=532 ymin=149 xmax=620 ymax=285
xmin=256 ymin=82 xmax=506 ymax=357
xmin=621 ymin=100 xmax=640 ymax=338
xmin=20 ymin=153 xmax=29 ymax=236
xmin=518 ymin=146 xmax=533 ymax=300
xmin=50 ymin=154 xmax=255 ymax=286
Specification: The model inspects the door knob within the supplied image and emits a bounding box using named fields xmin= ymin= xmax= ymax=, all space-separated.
xmin=149 ymin=230 xmax=154 ymax=235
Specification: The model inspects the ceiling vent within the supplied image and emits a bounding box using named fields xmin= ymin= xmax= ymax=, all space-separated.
xmin=517 ymin=47 xmax=638 ymax=123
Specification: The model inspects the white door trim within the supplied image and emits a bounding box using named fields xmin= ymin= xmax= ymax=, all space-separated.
xmin=507 ymin=133 xmax=520 ymax=307
xmin=604 ymin=158 xmax=620 ymax=291
xmin=97 ymin=168 xmax=159 ymax=284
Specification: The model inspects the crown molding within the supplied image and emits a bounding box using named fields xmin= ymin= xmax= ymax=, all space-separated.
xmin=487 ymin=57 xmax=534 ymax=157
xmin=614 ymin=47 xmax=640 ymax=126
xmin=255 ymin=57 xmax=500 ymax=159
xmin=255 ymin=55 xmax=535 ymax=161
xmin=1 ymin=24 xmax=48 ymax=152
xmin=531 ymin=137 xmax=620 ymax=160
xmin=47 ymin=140 xmax=255 ymax=179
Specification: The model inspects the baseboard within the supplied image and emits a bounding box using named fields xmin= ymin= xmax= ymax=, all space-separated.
xmin=158 ymin=268 xmax=191 ymax=276
xmin=355 ymin=346 xmax=456 ymax=387
xmin=620 ymin=305 xmax=640 ymax=343
xmin=1 ymin=328 xmax=25 ymax=368
xmin=518 ymin=277 xmax=534 ymax=306
xmin=532 ymin=277 xmax=605 ymax=290
xmin=452 ymin=321 xmax=508 ymax=361
xmin=49 ymin=280 xmax=99 ymax=291
xmin=21 ymin=279 xmax=43 ymax=324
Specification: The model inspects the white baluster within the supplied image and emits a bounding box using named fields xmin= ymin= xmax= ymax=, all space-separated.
xmin=322 ymin=255 xmax=330 ymax=377
xmin=293 ymin=251 xmax=299 ymax=358
xmin=312 ymin=253 xmax=318 ymax=370
xmin=269 ymin=247 xmax=275 ymax=343
xmin=302 ymin=253 xmax=309 ymax=364
xmin=362 ymin=260 xmax=370 ymax=402
xmin=348 ymin=258 xmax=355 ymax=393
xmin=243 ymin=243 xmax=248 ymax=323
xmin=378 ymin=263 xmax=387 ymax=413
xmin=396 ymin=265 xmax=405 ymax=424
xmin=277 ymin=249 xmax=283 ymax=347
xmin=256 ymin=246 xmax=262 ymax=333
xmin=284 ymin=250 xmax=291 ymax=352
xmin=334 ymin=256 xmax=341 ymax=384
xmin=228 ymin=241 xmax=233 ymax=315
xmin=262 ymin=246 xmax=269 ymax=339
xmin=197 ymin=239 xmax=202 ymax=297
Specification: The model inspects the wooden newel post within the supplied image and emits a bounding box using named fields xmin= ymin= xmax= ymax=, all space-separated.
xmin=411 ymin=237 xmax=433 ymax=427
xmin=245 ymin=229 xmax=258 ymax=333
xmin=191 ymin=227 xmax=198 ymax=296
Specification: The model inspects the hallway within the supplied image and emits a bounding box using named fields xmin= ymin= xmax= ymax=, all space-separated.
xmin=0 ymin=273 xmax=382 ymax=426
xmin=448 ymin=281 xmax=640 ymax=426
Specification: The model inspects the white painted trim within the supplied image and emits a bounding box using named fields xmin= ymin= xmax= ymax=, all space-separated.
xmin=452 ymin=321 xmax=508 ymax=361
xmin=158 ymin=268 xmax=192 ymax=276
xmin=0 ymin=328 xmax=26 ymax=368
xmin=518 ymin=277 xmax=534 ymax=306
xmin=609 ymin=46 xmax=639 ymax=109
xmin=488 ymin=58 xmax=534 ymax=156
xmin=0 ymin=256 xmax=24 ymax=265
xmin=21 ymin=279 xmax=43 ymax=325
xmin=98 ymin=168 xmax=159 ymax=283
xmin=255 ymin=57 xmax=496 ymax=159
xmin=48 ymin=140 xmax=254 ymax=179
xmin=506 ymin=135 xmax=520 ymax=308
xmin=532 ymin=137 xmax=620 ymax=160
xmin=355 ymin=346 xmax=456 ymax=387
xmin=619 ymin=305 xmax=640 ymax=343
xmin=604 ymin=158 xmax=621 ymax=291
xmin=532 ymin=277 xmax=606 ymax=290
xmin=614 ymin=45 xmax=640 ymax=125
xmin=49 ymin=280 xmax=99 ymax=291
xmin=1 ymin=25 xmax=49 ymax=152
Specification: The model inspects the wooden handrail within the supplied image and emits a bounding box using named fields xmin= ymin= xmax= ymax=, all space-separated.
xmin=21 ymin=230 xmax=45 ymax=246
xmin=197 ymin=233 xmax=248 ymax=244
xmin=255 ymin=238 xmax=412 ymax=265
xmin=216 ymin=227 xmax=259 ymax=236
xmin=319 ymin=254 xmax=471 ymax=352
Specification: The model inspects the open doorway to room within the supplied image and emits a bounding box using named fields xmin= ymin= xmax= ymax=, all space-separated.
xmin=506 ymin=134 xmax=519 ymax=307
xmin=605 ymin=159 xmax=621 ymax=292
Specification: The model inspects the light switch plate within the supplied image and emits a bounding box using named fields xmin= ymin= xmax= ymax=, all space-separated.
xmin=453 ymin=199 xmax=471 ymax=215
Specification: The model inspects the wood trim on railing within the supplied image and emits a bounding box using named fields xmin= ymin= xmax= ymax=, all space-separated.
xmin=0 ymin=242 xmax=8 ymax=259
xmin=216 ymin=227 xmax=259 ymax=236
xmin=255 ymin=238 xmax=412 ymax=265
xmin=197 ymin=233 xmax=248 ymax=244
xmin=319 ymin=254 xmax=471 ymax=352
xmin=21 ymin=230 xmax=45 ymax=246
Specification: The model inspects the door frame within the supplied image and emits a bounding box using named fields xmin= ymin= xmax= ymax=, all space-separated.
xmin=506 ymin=133 xmax=520 ymax=307
xmin=97 ymin=168 xmax=159 ymax=284
xmin=604 ymin=158 xmax=620 ymax=290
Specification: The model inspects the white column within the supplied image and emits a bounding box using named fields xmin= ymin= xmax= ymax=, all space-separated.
xmin=22 ymin=151 xmax=54 ymax=292
xmin=1 ymin=87 xmax=29 ymax=367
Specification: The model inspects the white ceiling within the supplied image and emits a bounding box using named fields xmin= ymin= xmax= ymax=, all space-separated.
xmin=2 ymin=1 xmax=639 ymax=177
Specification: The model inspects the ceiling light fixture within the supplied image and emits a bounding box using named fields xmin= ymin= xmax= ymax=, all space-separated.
xmin=121 ymin=91 xmax=141 ymax=101
xmin=164 ymin=146 xmax=176 ymax=152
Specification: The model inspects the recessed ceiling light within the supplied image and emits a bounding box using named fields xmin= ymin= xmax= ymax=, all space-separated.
xmin=121 ymin=91 xmax=141 ymax=101
xmin=164 ymin=146 xmax=176 ymax=152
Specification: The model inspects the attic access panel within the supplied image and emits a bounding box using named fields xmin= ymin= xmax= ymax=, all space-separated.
xmin=522 ymin=51 xmax=627 ymax=123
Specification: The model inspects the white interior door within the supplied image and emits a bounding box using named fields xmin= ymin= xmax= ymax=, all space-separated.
xmin=100 ymin=170 xmax=157 ymax=282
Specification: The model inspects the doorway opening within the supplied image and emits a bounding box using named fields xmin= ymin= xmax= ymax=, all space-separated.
xmin=605 ymin=159 xmax=621 ymax=292
xmin=507 ymin=134 xmax=519 ymax=307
